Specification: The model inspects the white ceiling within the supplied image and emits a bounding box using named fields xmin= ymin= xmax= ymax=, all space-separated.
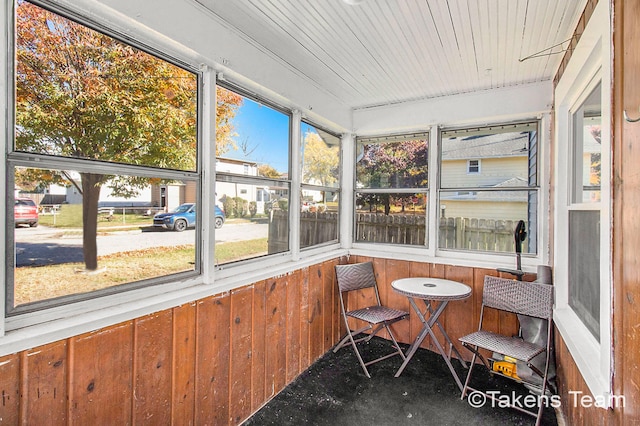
xmin=194 ymin=0 xmax=586 ymax=111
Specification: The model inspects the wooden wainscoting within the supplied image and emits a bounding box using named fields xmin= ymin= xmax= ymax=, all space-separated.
xmin=0 ymin=258 xmax=344 ymax=425
xmin=0 ymin=257 xmax=530 ymax=425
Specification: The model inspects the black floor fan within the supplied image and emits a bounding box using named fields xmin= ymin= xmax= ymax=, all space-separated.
xmin=497 ymin=219 xmax=527 ymax=280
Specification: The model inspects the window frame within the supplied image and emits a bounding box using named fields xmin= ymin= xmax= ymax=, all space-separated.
xmin=467 ymin=159 xmax=481 ymax=174
xmin=351 ymin=122 xmax=549 ymax=269
xmin=437 ymin=121 xmax=540 ymax=256
xmin=213 ymin=82 xmax=293 ymax=267
xmin=553 ymin=0 xmax=612 ymax=403
xmin=353 ymin=131 xmax=430 ymax=248
xmin=299 ymin=119 xmax=341 ymax=250
xmin=0 ymin=0 xmax=346 ymax=350
xmin=6 ymin=0 xmax=204 ymax=316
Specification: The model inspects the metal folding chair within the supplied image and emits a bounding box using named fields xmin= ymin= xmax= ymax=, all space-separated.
xmin=333 ymin=262 xmax=409 ymax=378
xmin=459 ymin=276 xmax=555 ymax=426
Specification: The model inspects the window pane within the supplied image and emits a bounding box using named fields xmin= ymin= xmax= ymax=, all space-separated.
xmin=568 ymin=210 xmax=601 ymax=340
xmin=10 ymin=166 xmax=197 ymax=310
xmin=301 ymin=123 xmax=340 ymax=188
xmin=215 ymin=181 xmax=289 ymax=265
xmin=216 ymin=87 xmax=290 ymax=178
xmin=438 ymin=190 xmax=536 ymax=253
xmin=355 ymin=192 xmax=428 ymax=245
xmin=572 ymin=83 xmax=602 ymax=204
xmin=356 ymin=137 xmax=428 ymax=189
xmin=15 ymin=2 xmax=197 ymax=171
xmin=441 ymin=125 xmax=536 ymax=189
xmin=467 ymin=160 xmax=480 ymax=173
xmin=301 ymin=190 xmax=339 ymax=248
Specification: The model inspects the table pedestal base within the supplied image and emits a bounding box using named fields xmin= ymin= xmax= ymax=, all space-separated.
xmin=395 ymin=298 xmax=468 ymax=392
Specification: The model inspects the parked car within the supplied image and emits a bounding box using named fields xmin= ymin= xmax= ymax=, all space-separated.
xmin=14 ymin=198 xmax=39 ymax=228
xmin=153 ymin=203 xmax=225 ymax=231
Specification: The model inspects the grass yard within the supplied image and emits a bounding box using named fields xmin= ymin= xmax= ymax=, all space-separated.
xmin=39 ymin=204 xmax=153 ymax=229
xmin=14 ymin=245 xmax=196 ymax=306
xmin=214 ymin=238 xmax=268 ymax=264
xmin=14 ymin=238 xmax=269 ymax=306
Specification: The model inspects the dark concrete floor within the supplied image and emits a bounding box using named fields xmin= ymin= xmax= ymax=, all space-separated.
xmin=243 ymin=337 xmax=558 ymax=426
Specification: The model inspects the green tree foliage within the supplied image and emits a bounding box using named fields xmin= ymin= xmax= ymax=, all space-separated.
xmin=222 ymin=196 xmax=236 ymax=218
xmin=232 ymin=197 xmax=248 ymax=217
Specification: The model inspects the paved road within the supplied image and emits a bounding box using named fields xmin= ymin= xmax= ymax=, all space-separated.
xmin=14 ymin=221 xmax=268 ymax=266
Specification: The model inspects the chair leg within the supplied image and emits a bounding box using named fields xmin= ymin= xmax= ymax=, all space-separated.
xmin=334 ymin=325 xmax=372 ymax=353
xmin=336 ymin=316 xmax=372 ymax=377
xmin=384 ymin=323 xmax=407 ymax=360
xmin=534 ymin=352 xmax=553 ymax=426
xmin=460 ymin=350 xmax=478 ymax=399
xmin=346 ymin=330 xmax=372 ymax=378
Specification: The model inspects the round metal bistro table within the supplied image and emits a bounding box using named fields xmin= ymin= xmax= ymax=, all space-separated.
xmin=391 ymin=277 xmax=472 ymax=391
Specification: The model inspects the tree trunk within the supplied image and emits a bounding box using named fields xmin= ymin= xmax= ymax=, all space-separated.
xmin=81 ymin=173 xmax=103 ymax=271
xmin=383 ymin=195 xmax=391 ymax=215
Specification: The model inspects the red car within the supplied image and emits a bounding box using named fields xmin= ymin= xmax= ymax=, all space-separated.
xmin=14 ymin=198 xmax=39 ymax=227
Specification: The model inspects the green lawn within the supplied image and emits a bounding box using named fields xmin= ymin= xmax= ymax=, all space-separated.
xmin=14 ymin=238 xmax=269 ymax=306
xmin=39 ymin=204 xmax=154 ymax=229
xmin=17 ymin=203 xmax=270 ymax=305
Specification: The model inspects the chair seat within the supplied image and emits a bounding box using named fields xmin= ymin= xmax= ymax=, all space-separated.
xmin=347 ymin=306 xmax=408 ymax=325
xmin=459 ymin=330 xmax=545 ymax=362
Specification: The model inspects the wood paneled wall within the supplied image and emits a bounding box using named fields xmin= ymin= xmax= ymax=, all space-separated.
xmin=0 ymin=257 xmax=527 ymax=425
xmin=0 ymin=258 xmax=344 ymax=425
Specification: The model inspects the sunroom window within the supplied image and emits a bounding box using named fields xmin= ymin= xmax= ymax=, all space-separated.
xmin=355 ymin=133 xmax=429 ymax=246
xmin=439 ymin=123 xmax=539 ymax=254
xmin=214 ymin=86 xmax=291 ymax=265
xmin=300 ymin=122 xmax=340 ymax=248
xmin=8 ymin=0 xmax=199 ymax=313
xmin=568 ymin=83 xmax=602 ymax=340
xmin=553 ymin=0 xmax=611 ymax=399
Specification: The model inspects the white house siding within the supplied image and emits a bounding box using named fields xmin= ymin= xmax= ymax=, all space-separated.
xmin=439 ymin=155 xmax=530 ymax=222
xmin=440 ymin=156 xmax=528 ymax=188
xmin=215 ymin=181 xmax=258 ymax=203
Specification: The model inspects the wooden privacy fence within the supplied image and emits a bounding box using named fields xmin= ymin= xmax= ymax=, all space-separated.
xmin=271 ymin=211 xmax=520 ymax=252
xmin=356 ymin=212 xmax=427 ymax=245
xmin=355 ymin=213 xmax=520 ymax=251
xmin=268 ymin=210 xmax=339 ymax=252
xmin=439 ymin=217 xmax=517 ymax=252
xmin=300 ymin=211 xmax=338 ymax=247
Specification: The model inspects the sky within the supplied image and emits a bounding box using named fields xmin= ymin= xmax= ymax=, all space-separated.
xmin=31 ymin=96 xmax=307 ymax=175
xmin=223 ymin=97 xmax=319 ymax=174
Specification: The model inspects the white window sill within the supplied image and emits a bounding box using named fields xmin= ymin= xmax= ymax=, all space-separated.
xmin=350 ymin=242 xmax=543 ymax=274
xmin=0 ymin=246 xmax=346 ymax=357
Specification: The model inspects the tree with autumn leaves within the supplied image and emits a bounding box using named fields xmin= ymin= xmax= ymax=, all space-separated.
xmin=302 ymin=131 xmax=339 ymax=188
xmin=356 ymin=139 xmax=428 ymax=215
xmin=15 ymin=1 xmax=242 ymax=271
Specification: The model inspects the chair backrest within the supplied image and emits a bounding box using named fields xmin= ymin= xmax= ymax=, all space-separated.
xmin=482 ymin=276 xmax=553 ymax=320
xmin=335 ymin=262 xmax=378 ymax=292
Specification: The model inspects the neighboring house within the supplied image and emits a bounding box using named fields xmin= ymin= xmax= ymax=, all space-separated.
xmin=439 ymin=132 xmax=531 ymax=221
xmin=439 ymin=129 xmax=600 ymax=221
xmin=37 ymin=157 xmax=320 ymax=215
xmin=44 ymin=181 xmax=166 ymax=211
xmin=214 ymin=157 xmax=274 ymax=213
